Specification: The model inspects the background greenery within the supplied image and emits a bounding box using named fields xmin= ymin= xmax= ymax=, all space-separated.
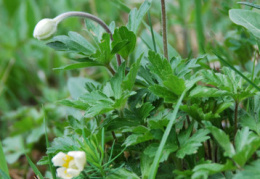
xmin=0 ymin=0 xmax=258 ymax=178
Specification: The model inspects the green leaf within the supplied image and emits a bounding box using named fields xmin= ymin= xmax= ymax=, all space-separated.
xmin=37 ymin=156 xmax=49 ymax=166
xmin=92 ymin=33 xmax=114 ymax=64
xmin=180 ymin=104 xmax=221 ymax=121
xmin=0 ymin=141 xmax=9 ymax=178
xmin=208 ymin=126 xmax=235 ymax=157
xmin=138 ymin=66 xmax=156 ymax=86
xmin=149 ymin=85 xmax=177 ymax=103
xmin=127 ymin=0 xmax=151 ymax=33
xmin=148 ymin=50 xmax=173 ymax=81
xmin=53 ymin=61 xmax=103 ymax=71
xmin=107 ymin=168 xmax=140 ymax=179
xmin=122 ymin=54 xmax=143 ymax=91
xmin=85 ymin=101 xmax=114 ymax=118
xmin=148 ymin=110 xmax=171 ymax=130
xmin=84 ymin=19 xmax=104 ymax=42
xmin=110 ymin=62 xmax=126 ymax=99
xmin=79 ymin=90 xmax=115 ymax=117
xmin=232 ymin=127 xmax=260 ymax=166
xmin=200 ymin=67 xmax=258 ymax=101
xmin=213 ymin=52 xmax=260 ymax=93
xmin=67 ymin=77 xmax=98 ymax=100
xmin=141 ymin=154 xmax=154 ymax=179
xmin=240 ymin=116 xmax=260 ymax=135
xmin=80 ymin=91 xmax=114 ymax=105
xmin=48 ymin=32 xmax=95 ymax=55
xmin=144 ymin=143 xmax=178 ymax=162
xmin=26 ymin=124 xmax=45 ymax=144
xmin=163 ymin=74 xmax=186 ymax=95
xmin=134 ymin=102 xmax=155 ymax=121
xmin=234 ymin=160 xmax=260 ymax=179
xmin=57 ymin=99 xmax=89 ymax=110
xmin=111 ymin=40 xmax=130 ymax=54
xmin=2 ymin=136 xmax=24 ymax=164
xmin=192 ymin=160 xmax=235 ymax=179
xmin=177 ymin=129 xmax=210 ymax=159
xmin=189 ymin=86 xmax=230 ymax=98
xmin=229 ymin=9 xmax=260 ymax=39
xmin=68 ymin=31 xmax=95 ymax=52
xmin=123 ymin=126 xmax=153 ymax=146
xmin=47 ymin=136 xmax=81 ymax=154
xmin=201 ymin=69 xmax=233 ymax=92
xmin=177 ymin=122 xmax=194 ymax=146
xmin=112 ymin=26 xmax=136 ymax=59
xmin=172 ymin=56 xmax=203 ymax=77
xmin=25 ymin=155 xmax=44 ymax=179
xmin=47 ymin=41 xmax=68 ymax=51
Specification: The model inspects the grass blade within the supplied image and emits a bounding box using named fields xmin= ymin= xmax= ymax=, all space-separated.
xmin=25 ymin=155 xmax=44 ymax=179
xmin=0 ymin=169 xmax=10 ymax=179
xmin=100 ymin=128 xmax=105 ymax=164
xmin=149 ymin=91 xmax=186 ymax=179
xmin=237 ymin=2 xmax=260 ymax=10
xmin=195 ymin=0 xmax=205 ymax=53
xmin=213 ymin=51 xmax=260 ymax=92
xmin=0 ymin=141 xmax=9 ymax=178
xmin=147 ymin=10 xmax=157 ymax=53
xmin=43 ymin=110 xmax=57 ymax=179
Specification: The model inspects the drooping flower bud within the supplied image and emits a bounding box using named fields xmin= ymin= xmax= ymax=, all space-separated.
xmin=33 ymin=18 xmax=57 ymax=40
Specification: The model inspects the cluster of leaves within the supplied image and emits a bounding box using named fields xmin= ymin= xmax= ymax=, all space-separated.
xmin=2 ymin=0 xmax=260 ymax=179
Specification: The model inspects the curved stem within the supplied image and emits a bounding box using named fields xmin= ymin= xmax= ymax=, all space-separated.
xmin=160 ymin=0 xmax=168 ymax=60
xmin=54 ymin=11 xmax=122 ymax=66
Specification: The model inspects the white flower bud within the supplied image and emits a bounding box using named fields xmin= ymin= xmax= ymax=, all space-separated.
xmin=33 ymin=18 xmax=58 ymax=40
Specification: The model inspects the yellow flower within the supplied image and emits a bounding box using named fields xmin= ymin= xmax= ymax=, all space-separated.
xmin=52 ymin=151 xmax=86 ymax=179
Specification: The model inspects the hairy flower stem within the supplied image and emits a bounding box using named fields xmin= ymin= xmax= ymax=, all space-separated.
xmin=107 ymin=65 xmax=116 ymax=75
xmin=54 ymin=11 xmax=122 ymax=66
xmin=160 ymin=0 xmax=168 ymax=60
xmin=207 ymin=140 xmax=212 ymax=160
xmin=234 ymin=101 xmax=239 ymax=135
xmin=112 ymin=131 xmax=117 ymax=142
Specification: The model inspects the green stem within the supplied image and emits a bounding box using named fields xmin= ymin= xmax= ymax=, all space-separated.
xmin=107 ymin=65 xmax=116 ymax=75
xmin=179 ymin=0 xmax=189 ymax=57
xmin=0 ymin=59 xmax=15 ymax=96
xmin=194 ymin=0 xmax=205 ymax=54
xmin=234 ymin=101 xmax=239 ymax=135
xmin=207 ymin=139 xmax=212 ymax=160
xmin=149 ymin=91 xmax=186 ymax=179
xmin=252 ymin=51 xmax=257 ymax=81
xmin=0 ymin=141 xmax=10 ymax=178
xmin=54 ymin=11 xmax=122 ymax=66
xmin=160 ymin=0 xmax=168 ymax=60
xmin=148 ymin=10 xmax=157 ymax=53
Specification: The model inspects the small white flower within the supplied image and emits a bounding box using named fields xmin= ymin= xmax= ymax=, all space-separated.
xmin=52 ymin=151 xmax=86 ymax=179
xmin=33 ymin=18 xmax=58 ymax=40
